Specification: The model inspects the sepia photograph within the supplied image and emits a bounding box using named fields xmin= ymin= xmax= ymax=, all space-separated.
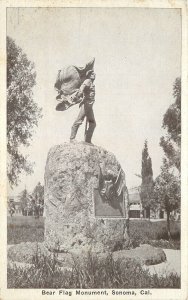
xmin=0 ymin=1 xmax=187 ymax=299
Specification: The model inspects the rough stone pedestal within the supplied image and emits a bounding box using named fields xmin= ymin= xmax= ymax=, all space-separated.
xmin=44 ymin=142 xmax=129 ymax=253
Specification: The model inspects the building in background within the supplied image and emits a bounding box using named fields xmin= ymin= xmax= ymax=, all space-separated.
xmin=7 ymin=195 xmax=44 ymax=217
xmin=128 ymin=187 xmax=166 ymax=220
xmin=128 ymin=187 xmax=143 ymax=218
xmin=8 ymin=196 xmax=22 ymax=216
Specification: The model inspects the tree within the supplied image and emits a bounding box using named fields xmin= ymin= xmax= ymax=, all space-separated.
xmin=153 ymin=159 xmax=180 ymax=238
xmin=18 ymin=188 xmax=30 ymax=216
xmin=140 ymin=140 xmax=154 ymax=218
xmin=32 ymin=182 xmax=44 ymax=217
xmin=7 ymin=36 xmax=42 ymax=187
xmin=160 ymin=78 xmax=181 ymax=172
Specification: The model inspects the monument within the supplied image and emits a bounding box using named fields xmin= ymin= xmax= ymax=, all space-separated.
xmin=44 ymin=142 xmax=130 ymax=253
xmin=7 ymin=59 xmax=166 ymax=272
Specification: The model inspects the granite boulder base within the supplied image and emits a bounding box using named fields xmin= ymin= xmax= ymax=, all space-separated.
xmin=44 ymin=142 xmax=129 ymax=253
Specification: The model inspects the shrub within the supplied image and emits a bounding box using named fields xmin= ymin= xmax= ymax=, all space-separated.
xmin=129 ymin=220 xmax=180 ymax=248
xmin=146 ymin=240 xmax=180 ymax=250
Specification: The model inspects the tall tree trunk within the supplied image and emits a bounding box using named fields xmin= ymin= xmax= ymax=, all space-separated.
xmin=167 ymin=210 xmax=171 ymax=240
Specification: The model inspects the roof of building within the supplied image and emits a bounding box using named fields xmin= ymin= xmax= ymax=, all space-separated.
xmin=129 ymin=192 xmax=141 ymax=204
xmin=129 ymin=204 xmax=141 ymax=210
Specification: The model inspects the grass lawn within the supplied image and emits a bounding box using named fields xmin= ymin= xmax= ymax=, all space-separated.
xmin=7 ymin=216 xmax=44 ymax=244
xmin=7 ymin=216 xmax=180 ymax=248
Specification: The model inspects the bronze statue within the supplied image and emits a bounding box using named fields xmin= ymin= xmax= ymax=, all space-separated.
xmin=55 ymin=58 xmax=96 ymax=144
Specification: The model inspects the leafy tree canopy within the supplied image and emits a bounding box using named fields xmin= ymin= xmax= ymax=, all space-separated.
xmin=153 ymin=159 xmax=180 ymax=237
xmin=160 ymin=78 xmax=181 ymax=171
xmin=154 ymin=159 xmax=180 ymax=211
xmin=7 ymin=36 xmax=42 ymax=187
xmin=18 ymin=188 xmax=30 ymax=210
xmin=32 ymin=182 xmax=44 ymax=205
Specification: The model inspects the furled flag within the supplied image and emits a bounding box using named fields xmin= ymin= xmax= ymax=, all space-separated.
xmin=98 ymin=167 xmax=125 ymax=202
xmin=54 ymin=58 xmax=95 ymax=111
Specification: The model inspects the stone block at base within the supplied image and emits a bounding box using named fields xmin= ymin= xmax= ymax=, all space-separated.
xmin=44 ymin=142 xmax=129 ymax=252
xmin=7 ymin=242 xmax=166 ymax=267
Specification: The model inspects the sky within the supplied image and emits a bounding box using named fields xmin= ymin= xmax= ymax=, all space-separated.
xmin=7 ymin=7 xmax=181 ymax=196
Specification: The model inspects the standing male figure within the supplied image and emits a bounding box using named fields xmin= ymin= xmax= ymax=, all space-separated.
xmin=70 ymin=70 xmax=96 ymax=144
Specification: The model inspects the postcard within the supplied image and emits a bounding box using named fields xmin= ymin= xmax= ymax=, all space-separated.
xmin=0 ymin=1 xmax=187 ymax=299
